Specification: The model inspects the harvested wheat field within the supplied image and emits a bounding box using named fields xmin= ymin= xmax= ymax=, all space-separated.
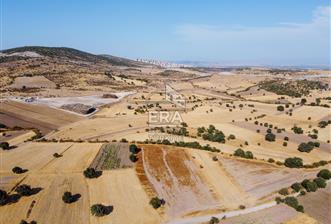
xmin=0 ymin=100 xmax=82 ymax=134
xmin=0 ymin=130 xmax=35 ymax=146
xmin=137 ymin=144 xmax=217 ymax=218
xmin=0 ymin=142 xmax=73 ymax=173
xmin=88 ymin=169 xmax=162 ymax=224
xmin=0 ymin=174 xmax=90 ymax=224
xmin=298 ymin=183 xmax=331 ymax=224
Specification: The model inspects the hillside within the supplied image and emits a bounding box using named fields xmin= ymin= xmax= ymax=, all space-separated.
xmin=1 ymin=46 xmax=145 ymax=67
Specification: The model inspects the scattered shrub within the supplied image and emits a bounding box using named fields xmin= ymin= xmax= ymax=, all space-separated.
xmin=284 ymin=157 xmax=303 ymax=168
xmin=0 ymin=142 xmax=10 ymax=150
xmin=284 ymin=196 xmax=299 ymax=209
xmin=291 ymin=183 xmax=301 ymax=192
xmin=277 ymin=105 xmax=284 ymax=111
xmin=292 ymin=126 xmax=303 ymax=134
xmin=12 ymin=166 xmax=27 ymax=174
xmin=317 ymin=169 xmax=331 ymax=180
xmin=129 ymin=144 xmax=139 ymax=154
xmin=90 ymin=204 xmax=112 ymax=216
xmin=62 ymin=191 xmax=80 ymax=203
xmin=129 ymin=153 xmax=138 ymax=162
xmin=209 ymin=216 xmax=220 ymax=224
xmin=265 ymin=133 xmax=276 ymax=142
xmin=297 ymin=142 xmax=315 ymax=153
xmin=15 ymin=185 xmax=34 ymax=196
xmin=301 ymin=180 xmax=318 ymax=192
xmin=268 ymin=158 xmax=275 ymax=163
xmin=0 ymin=189 xmax=9 ymax=205
xmin=279 ymin=188 xmax=289 ymax=195
xmin=314 ymin=177 xmax=327 ymax=188
xmin=149 ymin=197 xmax=165 ymax=209
xmin=53 ymin=153 xmax=62 ymax=158
xmin=83 ymin=168 xmax=102 ymax=178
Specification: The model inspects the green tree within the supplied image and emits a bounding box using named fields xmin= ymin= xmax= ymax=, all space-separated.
xmin=83 ymin=168 xmax=102 ymax=178
xmin=90 ymin=204 xmax=112 ymax=216
xmin=277 ymin=105 xmax=284 ymax=111
xmin=317 ymin=169 xmax=331 ymax=180
xmin=265 ymin=133 xmax=276 ymax=142
xmin=291 ymin=183 xmax=301 ymax=192
xmin=149 ymin=197 xmax=164 ymax=209
xmin=284 ymin=157 xmax=303 ymax=168
xmin=314 ymin=177 xmax=327 ymax=188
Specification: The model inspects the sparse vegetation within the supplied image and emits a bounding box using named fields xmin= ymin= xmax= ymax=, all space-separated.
xmin=284 ymin=157 xmax=303 ymax=168
xmin=317 ymin=169 xmax=331 ymax=180
xmin=197 ymin=125 xmax=225 ymax=143
xmin=83 ymin=168 xmax=102 ymax=178
xmin=233 ymin=148 xmax=254 ymax=159
xmin=149 ymin=197 xmax=165 ymax=209
xmin=265 ymin=133 xmax=276 ymax=142
xmin=12 ymin=166 xmax=28 ymax=174
xmin=90 ymin=204 xmax=112 ymax=216
xmin=62 ymin=191 xmax=80 ymax=203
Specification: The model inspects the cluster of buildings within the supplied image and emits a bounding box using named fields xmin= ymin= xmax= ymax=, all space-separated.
xmin=136 ymin=58 xmax=192 ymax=68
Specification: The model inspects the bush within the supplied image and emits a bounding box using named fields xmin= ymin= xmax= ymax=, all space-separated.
xmin=149 ymin=197 xmax=165 ymax=209
xmin=314 ymin=177 xmax=327 ymax=188
xmin=12 ymin=166 xmax=27 ymax=174
xmin=0 ymin=189 xmax=9 ymax=205
xmin=265 ymin=133 xmax=276 ymax=142
xmin=302 ymin=180 xmax=318 ymax=192
xmin=209 ymin=217 xmax=220 ymax=224
xmin=83 ymin=168 xmax=102 ymax=178
xmin=129 ymin=144 xmax=139 ymax=154
xmin=15 ymin=184 xmax=34 ymax=196
xmin=62 ymin=191 xmax=80 ymax=203
xmin=20 ymin=220 xmax=37 ymax=224
xmin=277 ymin=105 xmax=284 ymax=111
xmin=234 ymin=148 xmax=245 ymax=157
xmin=228 ymin=134 xmax=236 ymax=140
xmin=291 ymin=183 xmax=301 ymax=192
xmin=198 ymin=125 xmax=226 ymax=143
xmin=129 ymin=153 xmax=138 ymax=162
xmin=275 ymin=197 xmax=283 ymax=204
xmin=292 ymin=126 xmax=303 ymax=134
xmin=53 ymin=153 xmax=62 ymax=158
xmin=300 ymin=190 xmax=306 ymax=196
xmin=245 ymin=151 xmax=253 ymax=159
xmin=284 ymin=157 xmax=303 ymax=168
xmin=297 ymin=142 xmax=315 ymax=153
xmin=0 ymin=142 xmax=10 ymax=150
xmin=239 ymin=205 xmax=246 ymax=209
xmin=283 ymin=142 xmax=287 ymax=147
xmin=317 ymin=169 xmax=331 ymax=180
xmin=284 ymin=136 xmax=289 ymax=141
xmin=284 ymin=196 xmax=299 ymax=208
xmin=90 ymin=204 xmax=112 ymax=216
xmin=279 ymin=188 xmax=289 ymax=195
xmin=268 ymin=158 xmax=275 ymax=163
xmin=233 ymin=148 xmax=253 ymax=159
xmin=296 ymin=205 xmax=304 ymax=213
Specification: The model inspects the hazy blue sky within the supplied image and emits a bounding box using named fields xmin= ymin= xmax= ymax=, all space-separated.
xmin=1 ymin=0 xmax=330 ymax=66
